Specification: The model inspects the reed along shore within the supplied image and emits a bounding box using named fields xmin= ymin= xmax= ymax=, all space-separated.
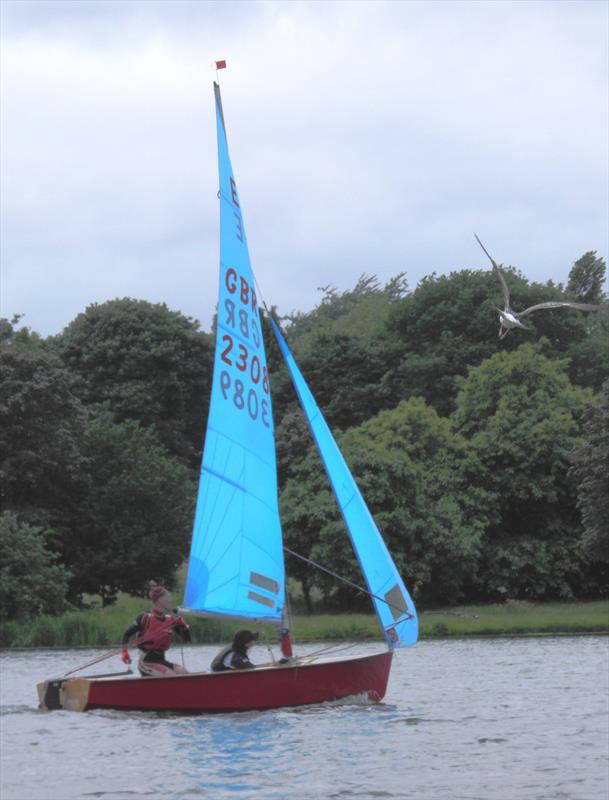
xmin=1 ymin=600 xmax=607 ymax=649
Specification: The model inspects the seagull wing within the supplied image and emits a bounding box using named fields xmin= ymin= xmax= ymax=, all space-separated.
xmin=519 ymin=301 xmax=605 ymax=318
xmin=474 ymin=233 xmax=511 ymax=309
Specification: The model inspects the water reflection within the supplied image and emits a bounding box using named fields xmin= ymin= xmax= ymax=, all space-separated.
xmin=174 ymin=712 xmax=290 ymax=791
xmin=168 ymin=690 xmax=417 ymax=797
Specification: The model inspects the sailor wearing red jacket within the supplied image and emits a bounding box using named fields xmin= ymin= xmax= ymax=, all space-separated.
xmin=121 ymin=584 xmax=191 ymax=676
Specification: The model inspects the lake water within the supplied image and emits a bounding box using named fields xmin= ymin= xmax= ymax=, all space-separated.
xmin=1 ymin=637 xmax=607 ymax=800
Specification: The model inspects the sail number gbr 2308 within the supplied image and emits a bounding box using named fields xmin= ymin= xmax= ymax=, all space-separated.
xmin=219 ymin=266 xmax=270 ymax=428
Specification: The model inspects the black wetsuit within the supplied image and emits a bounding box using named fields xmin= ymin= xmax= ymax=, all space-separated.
xmin=211 ymin=645 xmax=254 ymax=672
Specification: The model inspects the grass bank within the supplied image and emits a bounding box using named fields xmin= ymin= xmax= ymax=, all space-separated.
xmin=1 ymin=600 xmax=607 ymax=649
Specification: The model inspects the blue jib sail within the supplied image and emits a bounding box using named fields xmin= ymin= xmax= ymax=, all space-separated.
xmin=182 ymin=84 xmax=284 ymax=622
xmin=270 ymin=319 xmax=418 ymax=648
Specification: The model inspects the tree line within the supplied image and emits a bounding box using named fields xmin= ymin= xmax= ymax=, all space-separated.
xmin=1 ymin=251 xmax=607 ymax=618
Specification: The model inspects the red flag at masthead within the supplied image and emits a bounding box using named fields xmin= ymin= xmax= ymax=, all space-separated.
xmin=215 ymin=60 xmax=227 ymax=70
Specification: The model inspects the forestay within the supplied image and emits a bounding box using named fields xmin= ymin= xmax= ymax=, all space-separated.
xmin=182 ymin=84 xmax=284 ymax=622
xmin=271 ymin=320 xmax=418 ymax=647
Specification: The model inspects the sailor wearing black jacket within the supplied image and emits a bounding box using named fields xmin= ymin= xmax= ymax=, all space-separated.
xmin=211 ymin=630 xmax=259 ymax=671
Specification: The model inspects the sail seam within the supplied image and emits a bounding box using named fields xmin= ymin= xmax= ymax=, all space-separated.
xmin=202 ymin=465 xmax=247 ymax=494
xmin=217 ymin=321 xmax=253 ymax=351
xmin=241 ymin=534 xmax=285 ymax=572
xmin=198 ymin=484 xmax=240 ymax=564
xmin=198 ymin=439 xmax=238 ymax=558
xmin=206 ymin=527 xmax=243 ymax=576
xmin=204 ymin=573 xmax=239 ymax=599
xmin=207 ymin=426 xmax=277 ymax=471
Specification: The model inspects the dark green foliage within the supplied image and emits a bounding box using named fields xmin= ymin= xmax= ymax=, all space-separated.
xmin=289 ymin=331 xmax=391 ymax=430
xmin=285 ymin=274 xmax=408 ymax=342
xmin=341 ymin=399 xmax=489 ymax=605
xmin=2 ymin=246 xmax=608 ymax=620
xmin=0 ymin=512 xmax=71 ymax=619
xmin=567 ymin=251 xmax=606 ymax=303
xmin=274 ymin=261 xmax=607 ymax=608
xmin=275 ymin=409 xmax=311 ymax=488
xmin=282 ymin=398 xmax=489 ymax=607
xmin=1 ymin=315 xmax=196 ymax=610
xmin=0 ymin=327 xmax=87 ymax=523
xmin=0 ymin=315 xmax=44 ymax=350
xmin=385 ymin=266 xmax=605 ymax=414
xmin=261 ymin=307 xmax=287 ymax=377
xmin=276 ymin=276 xmax=411 ymax=601
xmin=565 ymin=312 xmax=609 ymax=392
xmin=280 ymin=447 xmax=336 ymax=612
xmin=60 ymin=413 xmax=195 ymax=605
xmin=386 ymin=269 xmax=505 ymax=415
xmin=453 ymin=345 xmax=593 ymax=600
xmin=570 ymin=380 xmax=609 ymax=562
xmin=271 ymin=275 xmax=407 ymax=446
xmin=53 ymin=299 xmax=213 ymax=466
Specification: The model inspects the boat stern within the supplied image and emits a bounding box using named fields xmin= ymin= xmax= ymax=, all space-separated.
xmin=37 ymin=678 xmax=91 ymax=712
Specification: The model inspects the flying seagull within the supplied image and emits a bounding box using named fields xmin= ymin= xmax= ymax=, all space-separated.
xmin=474 ymin=233 xmax=604 ymax=339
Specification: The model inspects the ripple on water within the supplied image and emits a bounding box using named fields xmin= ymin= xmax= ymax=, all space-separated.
xmin=0 ymin=704 xmax=38 ymax=716
xmin=1 ymin=638 xmax=608 ymax=800
xmin=477 ymin=737 xmax=508 ymax=743
xmin=82 ymin=793 xmax=161 ymax=798
xmin=328 ymin=792 xmax=396 ymax=798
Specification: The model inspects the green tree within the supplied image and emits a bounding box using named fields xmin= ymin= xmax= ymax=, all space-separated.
xmin=570 ymin=380 xmax=609 ymax=562
xmin=453 ymin=344 xmax=594 ymax=600
xmin=60 ymin=413 xmax=195 ymax=605
xmin=0 ymin=333 xmax=87 ymax=523
xmin=53 ymin=299 xmax=213 ymax=466
xmin=285 ymin=274 xmax=408 ymax=343
xmin=281 ymin=398 xmax=488 ymax=608
xmin=271 ymin=275 xmax=407 ymax=427
xmin=275 ymin=409 xmax=311 ymax=489
xmin=564 ymin=252 xmax=608 ymax=391
xmin=386 ymin=264 xmax=608 ymax=414
xmin=290 ymin=331 xmax=392 ymax=430
xmin=280 ymin=448 xmax=336 ymax=612
xmin=0 ymin=315 xmax=43 ymax=350
xmin=565 ymin=312 xmax=609 ymax=393
xmin=567 ymin=251 xmax=606 ymax=303
xmin=0 ymin=512 xmax=71 ymax=618
xmin=0 ymin=316 xmax=197 ymax=606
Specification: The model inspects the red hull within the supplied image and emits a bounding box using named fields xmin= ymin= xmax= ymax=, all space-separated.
xmin=59 ymin=650 xmax=393 ymax=713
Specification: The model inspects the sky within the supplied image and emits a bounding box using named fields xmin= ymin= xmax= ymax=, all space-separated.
xmin=1 ymin=0 xmax=608 ymax=335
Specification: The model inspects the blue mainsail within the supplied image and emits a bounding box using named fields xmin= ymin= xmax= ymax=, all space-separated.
xmin=182 ymin=84 xmax=284 ymax=621
xmin=271 ymin=319 xmax=418 ymax=648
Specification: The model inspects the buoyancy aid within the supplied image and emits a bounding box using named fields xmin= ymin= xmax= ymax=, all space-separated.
xmin=211 ymin=644 xmax=233 ymax=672
xmin=139 ymin=611 xmax=176 ymax=652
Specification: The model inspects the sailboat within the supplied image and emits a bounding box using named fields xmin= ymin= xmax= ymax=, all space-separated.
xmin=37 ymin=80 xmax=418 ymax=713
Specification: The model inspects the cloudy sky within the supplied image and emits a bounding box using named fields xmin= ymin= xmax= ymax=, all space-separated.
xmin=1 ymin=0 xmax=607 ymax=335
